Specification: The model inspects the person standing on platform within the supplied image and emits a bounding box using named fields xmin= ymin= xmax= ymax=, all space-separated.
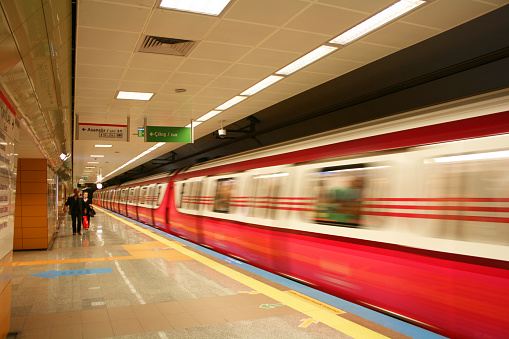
xmin=64 ymin=189 xmax=84 ymax=235
xmin=82 ymin=190 xmax=93 ymax=230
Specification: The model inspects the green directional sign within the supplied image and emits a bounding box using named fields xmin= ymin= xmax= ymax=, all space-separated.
xmin=146 ymin=126 xmax=191 ymax=143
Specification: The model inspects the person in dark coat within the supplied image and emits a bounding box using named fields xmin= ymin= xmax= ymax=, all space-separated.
xmin=82 ymin=190 xmax=93 ymax=228
xmin=64 ymin=189 xmax=84 ymax=235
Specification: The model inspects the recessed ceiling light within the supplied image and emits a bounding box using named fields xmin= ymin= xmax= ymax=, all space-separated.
xmin=241 ymin=75 xmax=284 ymax=96
xmin=197 ymin=110 xmax=221 ymax=122
xmin=116 ymin=91 xmax=154 ymax=101
xmin=275 ymin=46 xmax=338 ymax=76
xmin=159 ymin=0 xmax=231 ymax=16
xmin=95 ymin=144 xmax=112 ymax=148
xmin=329 ymin=0 xmax=426 ymax=45
xmin=216 ymin=96 xmax=247 ymax=110
xmin=90 ymin=155 xmax=104 ymax=158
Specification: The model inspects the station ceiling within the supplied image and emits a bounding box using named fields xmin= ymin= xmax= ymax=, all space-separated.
xmin=2 ymin=1 xmax=509 ymax=187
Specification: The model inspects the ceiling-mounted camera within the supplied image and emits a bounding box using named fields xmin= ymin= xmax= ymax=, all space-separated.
xmin=217 ymin=128 xmax=226 ymax=138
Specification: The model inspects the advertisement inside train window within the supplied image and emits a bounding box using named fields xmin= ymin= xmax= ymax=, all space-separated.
xmin=425 ymin=150 xmax=509 ymax=245
xmin=213 ymin=178 xmax=235 ymax=213
xmin=310 ymin=163 xmax=389 ymax=228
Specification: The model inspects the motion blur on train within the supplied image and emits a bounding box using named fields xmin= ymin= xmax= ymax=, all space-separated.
xmin=94 ymin=92 xmax=509 ymax=339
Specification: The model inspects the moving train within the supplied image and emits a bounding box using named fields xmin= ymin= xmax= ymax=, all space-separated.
xmin=93 ymin=91 xmax=509 ymax=339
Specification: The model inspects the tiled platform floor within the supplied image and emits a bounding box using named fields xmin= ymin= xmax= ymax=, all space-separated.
xmin=8 ymin=209 xmax=415 ymax=338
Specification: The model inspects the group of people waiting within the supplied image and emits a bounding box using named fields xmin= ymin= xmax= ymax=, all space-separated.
xmin=64 ymin=189 xmax=94 ymax=235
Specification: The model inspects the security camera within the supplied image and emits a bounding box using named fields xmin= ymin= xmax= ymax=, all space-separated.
xmin=218 ymin=129 xmax=226 ymax=138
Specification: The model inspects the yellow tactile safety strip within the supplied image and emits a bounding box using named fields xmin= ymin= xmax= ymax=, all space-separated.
xmin=101 ymin=208 xmax=389 ymax=339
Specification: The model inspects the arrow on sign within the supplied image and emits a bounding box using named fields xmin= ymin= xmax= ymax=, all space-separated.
xmin=29 ymin=268 xmax=113 ymax=278
xmin=82 ymin=128 xmax=86 ymax=131
xmin=299 ymin=319 xmax=319 ymax=328
xmin=150 ymin=132 xmax=154 ymax=136
xmin=260 ymin=303 xmax=284 ymax=309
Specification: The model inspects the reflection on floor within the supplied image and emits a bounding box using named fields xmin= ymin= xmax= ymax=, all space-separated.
xmin=9 ymin=209 xmax=415 ymax=338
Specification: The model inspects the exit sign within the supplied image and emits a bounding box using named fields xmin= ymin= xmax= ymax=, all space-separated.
xmin=146 ymin=126 xmax=191 ymax=143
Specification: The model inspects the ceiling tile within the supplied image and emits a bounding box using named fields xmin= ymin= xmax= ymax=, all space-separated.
xmin=119 ymin=81 xmax=163 ymax=93
xmin=151 ymin=93 xmax=191 ymax=104
xmin=222 ymin=64 xmax=274 ymax=80
xmin=204 ymin=20 xmax=277 ymax=46
xmin=145 ymin=9 xmax=217 ymax=41
xmin=316 ymin=0 xmax=395 ymax=14
xmin=284 ymin=3 xmax=366 ymax=36
xmin=78 ymin=1 xmax=151 ymax=32
xmin=166 ymin=72 xmax=216 ymax=86
xmin=123 ymin=68 xmax=172 ymax=82
xmin=209 ymin=76 xmax=256 ymax=90
xmin=1 ymin=0 xmax=42 ymax=31
xmin=403 ymin=0 xmax=498 ymax=31
xmin=259 ymin=29 xmax=329 ymax=53
xmin=159 ymin=84 xmax=203 ymax=95
xmin=363 ymin=22 xmax=441 ymax=49
xmin=90 ymin=0 xmax=157 ymax=7
xmin=44 ymin=0 xmax=72 ymax=33
xmin=198 ymin=87 xmax=239 ymax=99
xmin=77 ymin=27 xmax=139 ymax=52
xmin=76 ymin=64 xmax=124 ymax=79
xmin=129 ymin=52 xmax=184 ymax=71
xmin=189 ymin=41 xmax=252 ymax=62
xmin=145 ymin=101 xmax=181 ymax=110
xmin=331 ymin=42 xmax=398 ymax=63
xmin=75 ymin=97 xmax=113 ymax=106
xmin=269 ymin=81 xmax=314 ymax=94
xmin=177 ymin=59 xmax=232 ymax=75
xmin=75 ymin=78 xmax=120 ymax=90
xmin=239 ymin=48 xmax=299 ymax=68
xmin=76 ymin=88 xmax=117 ymax=99
xmin=77 ymin=48 xmax=131 ymax=67
xmin=224 ymin=0 xmax=310 ymax=26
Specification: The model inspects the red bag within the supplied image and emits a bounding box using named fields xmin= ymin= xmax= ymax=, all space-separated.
xmin=83 ymin=216 xmax=89 ymax=229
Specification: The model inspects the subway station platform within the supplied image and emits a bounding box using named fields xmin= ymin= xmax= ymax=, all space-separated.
xmin=8 ymin=208 xmax=445 ymax=339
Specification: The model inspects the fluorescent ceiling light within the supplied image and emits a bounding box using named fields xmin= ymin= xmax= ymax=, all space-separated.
xmin=329 ymin=0 xmax=426 ymax=45
xmin=159 ymin=0 xmax=231 ymax=16
xmin=216 ymin=96 xmax=247 ymax=110
xmin=87 ymin=162 xmax=99 ymax=164
xmin=276 ymin=46 xmax=337 ymax=76
xmin=85 ymin=167 xmax=96 ymax=169
xmin=197 ymin=110 xmax=221 ymax=122
xmin=84 ymin=170 xmax=93 ymax=173
xmin=103 ymin=143 xmax=165 ymax=179
xmin=433 ymin=150 xmax=509 ymax=163
xmin=186 ymin=121 xmax=202 ymax=128
xmin=95 ymin=144 xmax=112 ymax=148
xmin=241 ymin=76 xmax=284 ymax=96
xmin=116 ymin=91 xmax=154 ymax=101
xmin=90 ymin=155 xmax=104 ymax=158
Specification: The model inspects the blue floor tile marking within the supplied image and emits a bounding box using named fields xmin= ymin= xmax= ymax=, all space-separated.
xmin=29 ymin=268 xmax=113 ymax=279
xmin=109 ymin=210 xmax=447 ymax=339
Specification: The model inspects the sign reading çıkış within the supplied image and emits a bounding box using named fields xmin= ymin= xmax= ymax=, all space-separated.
xmin=146 ymin=126 xmax=191 ymax=143
xmin=76 ymin=123 xmax=128 ymax=141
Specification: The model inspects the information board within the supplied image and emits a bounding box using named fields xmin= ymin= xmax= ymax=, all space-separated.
xmin=145 ymin=126 xmax=191 ymax=143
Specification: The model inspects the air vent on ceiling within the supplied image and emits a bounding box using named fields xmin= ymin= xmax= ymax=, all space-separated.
xmin=138 ymin=35 xmax=196 ymax=56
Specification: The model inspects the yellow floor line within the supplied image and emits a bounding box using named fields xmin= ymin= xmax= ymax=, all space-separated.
xmin=101 ymin=208 xmax=389 ymax=339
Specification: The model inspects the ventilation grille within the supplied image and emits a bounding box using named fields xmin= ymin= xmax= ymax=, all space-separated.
xmin=138 ymin=35 xmax=196 ymax=56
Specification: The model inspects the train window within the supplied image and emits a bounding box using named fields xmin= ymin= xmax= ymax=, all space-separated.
xmin=128 ymin=188 xmax=135 ymax=204
xmin=120 ymin=189 xmax=127 ymax=203
xmin=115 ymin=190 xmax=121 ymax=202
xmin=133 ymin=186 xmax=140 ymax=205
xmin=140 ymin=186 xmax=148 ymax=205
xmin=213 ymin=178 xmax=236 ymax=213
xmin=178 ymin=182 xmax=186 ymax=208
xmin=248 ymin=173 xmax=288 ymax=219
xmin=308 ymin=164 xmax=388 ymax=228
xmin=425 ymin=150 xmax=509 ymax=245
xmin=147 ymin=185 xmax=155 ymax=207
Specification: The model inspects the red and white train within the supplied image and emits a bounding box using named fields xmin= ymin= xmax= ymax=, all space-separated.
xmin=94 ymin=90 xmax=509 ymax=339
